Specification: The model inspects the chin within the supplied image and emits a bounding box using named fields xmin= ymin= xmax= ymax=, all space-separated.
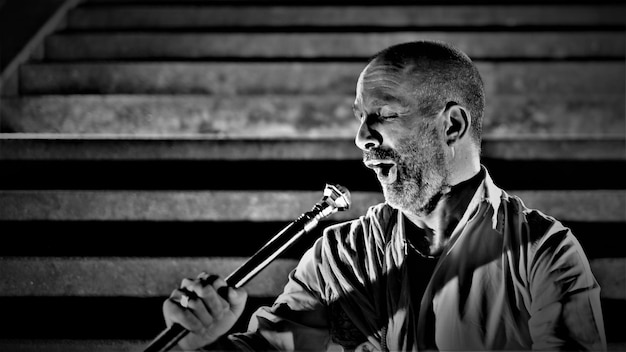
xmin=382 ymin=180 xmax=444 ymax=216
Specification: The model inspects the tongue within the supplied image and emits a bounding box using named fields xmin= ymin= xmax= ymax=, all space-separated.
xmin=376 ymin=164 xmax=397 ymax=184
xmin=380 ymin=164 xmax=392 ymax=176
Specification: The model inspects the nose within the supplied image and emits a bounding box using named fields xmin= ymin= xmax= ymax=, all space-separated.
xmin=355 ymin=118 xmax=381 ymax=151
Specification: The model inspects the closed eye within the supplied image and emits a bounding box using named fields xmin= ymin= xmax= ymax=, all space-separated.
xmin=379 ymin=113 xmax=398 ymax=120
xmin=379 ymin=106 xmax=400 ymax=120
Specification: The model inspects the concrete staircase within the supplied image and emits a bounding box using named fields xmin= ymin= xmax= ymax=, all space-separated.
xmin=0 ymin=1 xmax=624 ymax=351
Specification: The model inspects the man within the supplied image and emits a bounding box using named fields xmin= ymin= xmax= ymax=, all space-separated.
xmin=162 ymin=41 xmax=607 ymax=351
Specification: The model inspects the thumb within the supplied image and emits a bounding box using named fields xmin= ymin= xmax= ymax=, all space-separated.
xmin=228 ymin=287 xmax=247 ymax=316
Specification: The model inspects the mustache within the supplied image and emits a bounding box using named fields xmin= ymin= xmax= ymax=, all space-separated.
xmin=362 ymin=148 xmax=400 ymax=163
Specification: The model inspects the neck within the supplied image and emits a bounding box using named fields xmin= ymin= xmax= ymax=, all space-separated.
xmin=403 ymin=167 xmax=483 ymax=256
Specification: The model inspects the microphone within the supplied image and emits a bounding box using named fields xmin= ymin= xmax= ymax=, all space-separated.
xmin=143 ymin=184 xmax=351 ymax=352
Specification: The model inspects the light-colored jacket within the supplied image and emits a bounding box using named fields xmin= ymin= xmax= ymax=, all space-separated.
xmin=230 ymin=168 xmax=606 ymax=351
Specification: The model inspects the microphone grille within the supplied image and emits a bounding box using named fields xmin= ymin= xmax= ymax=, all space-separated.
xmin=323 ymin=184 xmax=351 ymax=211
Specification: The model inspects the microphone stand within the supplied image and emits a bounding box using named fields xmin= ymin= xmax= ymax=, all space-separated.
xmin=143 ymin=184 xmax=351 ymax=352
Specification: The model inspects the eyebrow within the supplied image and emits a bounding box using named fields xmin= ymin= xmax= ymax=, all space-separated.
xmin=375 ymin=94 xmax=404 ymax=106
xmin=352 ymin=95 xmax=408 ymax=111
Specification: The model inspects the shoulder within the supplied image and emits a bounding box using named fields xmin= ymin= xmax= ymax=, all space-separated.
xmin=293 ymin=202 xmax=393 ymax=270
xmin=321 ymin=202 xmax=395 ymax=252
xmin=499 ymin=190 xmax=569 ymax=242
xmin=498 ymin=190 xmax=588 ymax=270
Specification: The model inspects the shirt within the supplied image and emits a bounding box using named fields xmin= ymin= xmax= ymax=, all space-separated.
xmin=227 ymin=167 xmax=606 ymax=351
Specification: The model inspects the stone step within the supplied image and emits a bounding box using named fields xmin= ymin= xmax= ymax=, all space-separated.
xmin=1 ymin=137 xmax=623 ymax=191
xmin=9 ymin=339 xmax=624 ymax=352
xmin=1 ymin=190 xmax=622 ymax=222
xmin=0 ymin=302 xmax=622 ymax=348
xmin=44 ymin=32 xmax=625 ymax=60
xmin=1 ymin=2 xmax=622 ymax=349
xmin=1 ymin=221 xmax=622 ymax=260
xmin=0 ymin=190 xmax=382 ymax=221
xmin=0 ymin=296 xmax=274 ymax=340
xmin=2 ymin=94 xmax=623 ymax=135
xmin=19 ymin=62 xmax=625 ymax=95
xmin=0 ymin=300 xmax=623 ymax=347
xmin=5 ymin=340 xmax=620 ymax=352
xmin=2 ymin=156 xmax=623 ymax=192
xmin=0 ymin=339 xmax=148 ymax=352
xmin=1 ymin=135 xmax=622 ymax=161
xmin=0 ymin=256 xmax=622 ymax=299
xmin=66 ymin=4 xmax=626 ymax=29
xmin=0 ymin=257 xmax=296 ymax=297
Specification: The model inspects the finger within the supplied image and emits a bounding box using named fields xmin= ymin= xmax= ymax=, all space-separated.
xmin=169 ymin=278 xmax=194 ymax=299
xmin=225 ymin=286 xmax=248 ymax=317
xmin=210 ymin=277 xmax=247 ymax=316
xmin=202 ymin=286 xmax=229 ymax=319
xmin=180 ymin=275 xmax=218 ymax=294
xmin=198 ymin=272 xmax=219 ymax=286
xmin=178 ymin=292 xmax=215 ymax=328
xmin=181 ymin=277 xmax=228 ymax=319
xmin=172 ymin=285 xmax=218 ymax=329
xmin=209 ymin=276 xmax=228 ymax=290
xmin=173 ymin=285 xmax=193 ymax=299
xmin=162 ymin=296 xmax=203 ymax=333
xmin=180 ymin=277 xmax=201 ymax=292
xmin=209 ymin=277 xmax=232 ymax=312
xmin=209 ymin=277 xmax=232 ymax=304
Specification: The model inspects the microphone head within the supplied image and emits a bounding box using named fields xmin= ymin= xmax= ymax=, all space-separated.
xmin=322 ymin=184 xmax=351 ymax=212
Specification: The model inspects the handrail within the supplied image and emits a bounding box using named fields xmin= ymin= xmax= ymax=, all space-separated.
xmin=0 ymin=0 xmax=82 ymax=91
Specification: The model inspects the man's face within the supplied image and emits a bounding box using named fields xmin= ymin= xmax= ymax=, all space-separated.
xmin=353 ymin=61 xmax=450 ymax=215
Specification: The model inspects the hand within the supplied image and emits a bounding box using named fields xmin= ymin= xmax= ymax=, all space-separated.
xmin=162 ymin=272 xmax=248 ymax=350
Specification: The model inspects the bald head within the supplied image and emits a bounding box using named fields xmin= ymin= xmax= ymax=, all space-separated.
xmin=366 ymin=41 xmax=485 ymax=145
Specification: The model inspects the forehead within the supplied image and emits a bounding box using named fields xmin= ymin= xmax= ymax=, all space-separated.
xmin=355 ymin=60 xmax=418 ymax=108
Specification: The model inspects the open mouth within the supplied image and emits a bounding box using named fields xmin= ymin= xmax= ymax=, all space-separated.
xmin=365 ymin=160 xmax=398 ymax=184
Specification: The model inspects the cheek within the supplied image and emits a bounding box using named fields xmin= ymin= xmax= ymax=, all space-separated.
xmin=401 ymin=122 xmax=440 ymax=150
xmin=381 ymin=121 xmax=420 ymax=149
xmin=420 ymin=121 xmax=447 ymax=153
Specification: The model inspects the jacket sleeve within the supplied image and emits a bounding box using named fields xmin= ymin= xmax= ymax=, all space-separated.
xmin=527 ymin=222 xmax=607 ymax=351
xmin=227 ymin=239 xmax=331 ymax=351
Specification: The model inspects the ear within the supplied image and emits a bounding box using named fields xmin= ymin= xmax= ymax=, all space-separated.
xmin=443 ymin=102 xmax=470 ymax=146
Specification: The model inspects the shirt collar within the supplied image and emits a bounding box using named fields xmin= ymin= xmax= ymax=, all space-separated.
xmin=392 ymin=166 xmax=504 ymax=254
xmin=425 ymin=165 xmax=503 ymax=259
xmin=472 ymin=165 xmax=503 ymax=231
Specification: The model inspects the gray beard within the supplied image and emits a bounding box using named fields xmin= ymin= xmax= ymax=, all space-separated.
xmin=378 ymin=128 xmax=449 ymax=216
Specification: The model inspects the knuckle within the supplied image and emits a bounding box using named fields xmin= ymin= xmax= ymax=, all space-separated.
xmin=181 ymin=281 xmax=205 ymax=297
xmin=183 ymin=297 xmax=195 ymax=310
xmin=162 ymin=298 xmax=176 ymax=313
xmin=196 ymin=284 xmax=217 ymax=299
xmin=180 ymin=277 xmax=194 ymax=287
xmin=211 ymin=277 xmax=227 ymax=289
xmin=200 ymin=274 xmax=220 ymax=287
xmin=163 ymin=299 xmax=187 ymax=322
xmin=176 ymin=288 xmax=197 ymax=300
